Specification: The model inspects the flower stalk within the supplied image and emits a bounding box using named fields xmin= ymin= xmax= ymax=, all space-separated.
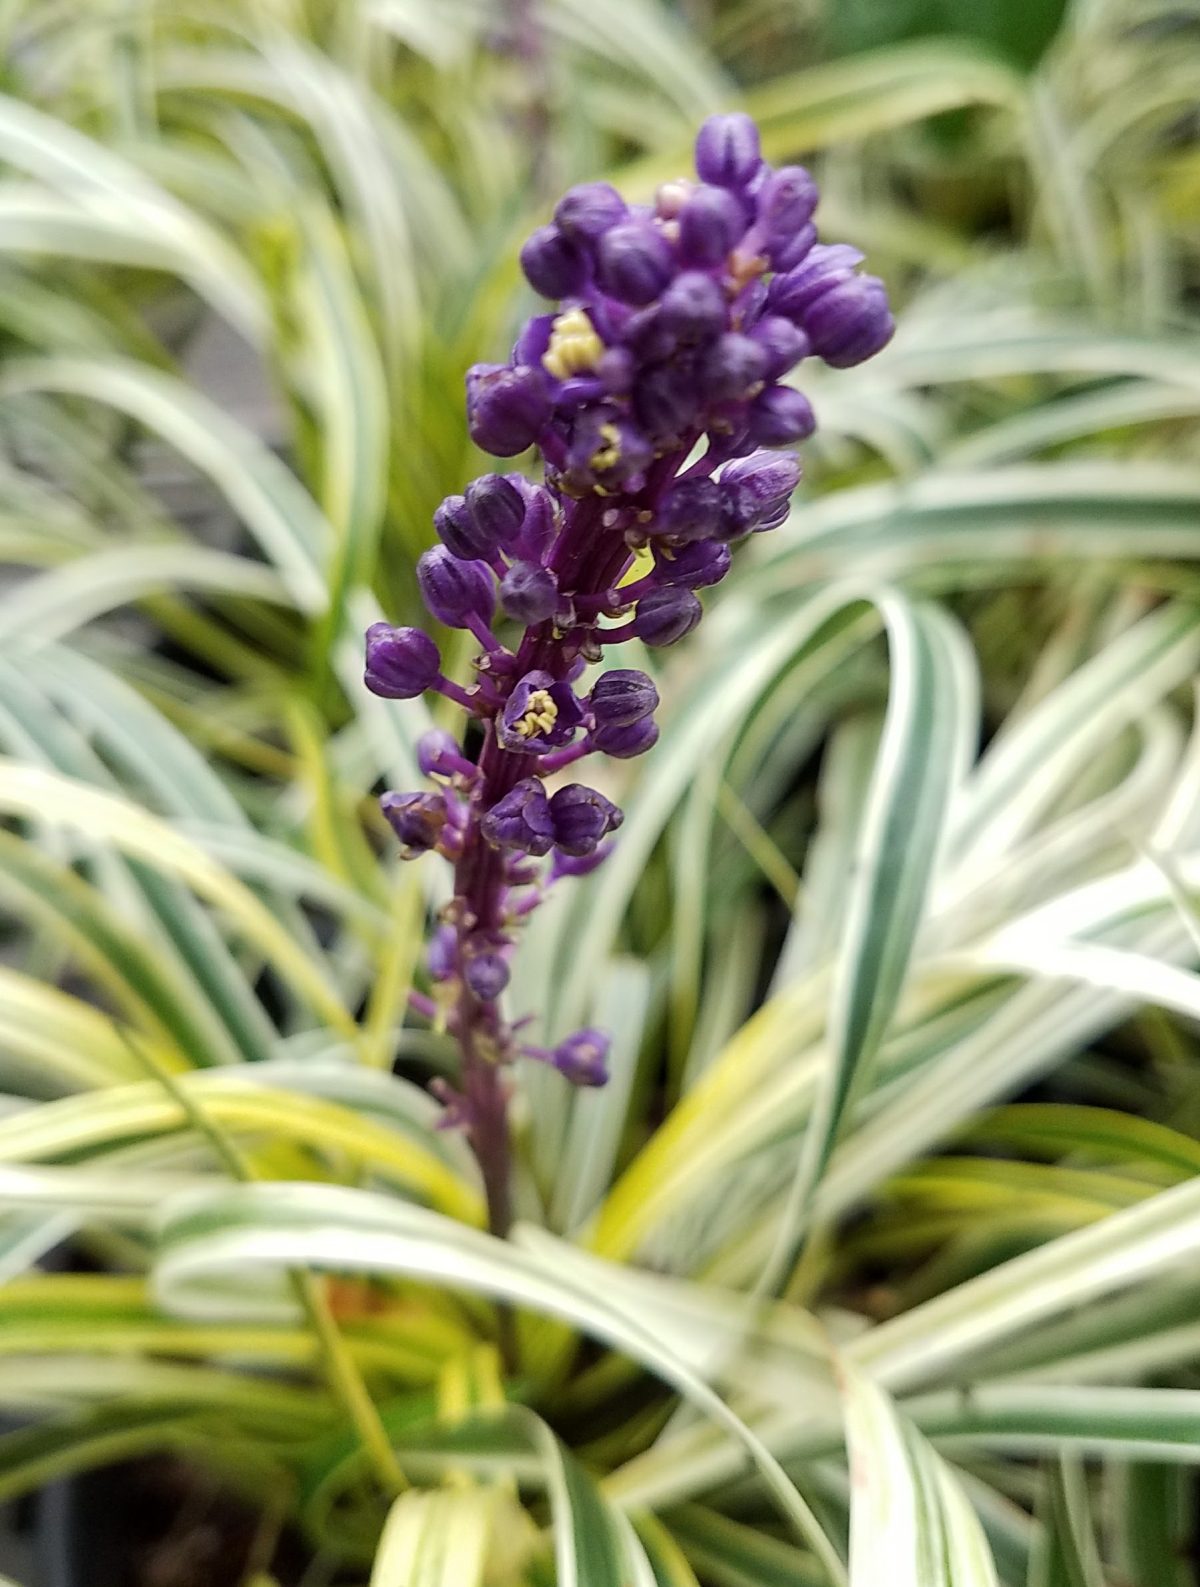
xmin=365 ymin=114 xmax=894 ymax=1239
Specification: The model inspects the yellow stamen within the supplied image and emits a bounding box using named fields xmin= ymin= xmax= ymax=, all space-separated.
xmin=590 ymin=422 xmax=623 ymax=472
xmin=514 ymin=689 xmax=559 ymax=738
xmin=542 ymin=307 xmax=604 ymax=381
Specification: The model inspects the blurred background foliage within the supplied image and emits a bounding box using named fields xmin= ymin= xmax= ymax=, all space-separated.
xmin=0 ymin=0 xmax=1198 ymax=1583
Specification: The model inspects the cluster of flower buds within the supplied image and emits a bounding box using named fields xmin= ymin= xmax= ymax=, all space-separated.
xmin=366 ymin=113 xmax=893 ymax=1123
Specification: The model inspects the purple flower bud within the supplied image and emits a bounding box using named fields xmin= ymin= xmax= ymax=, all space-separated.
xmin=508 ymin=476 xmax=558 ymax=560
xmin=590 ymin=668 xmax=659 ymax=727
xmin=498 ymin=670 xmax=585 ymax=753
xmin=418 ymin=729 xmax=465 ymax=778
xmin=756 ymin=165 xmax=819 ymax=246
xmin=592 ymin=715 xmax=660 ymax=759
xmin=658 ymin=271 xmax=727 ymax=343
xmin=649 ymin=477 xmax=724 ymax=543
xmin=380 ymin=791 xmax=448 ymax=857
xmin=653 ymin=539 xmax=732 ymax=589
xmin=548 ymin=783 xmax=624 ymax=856
xmin=427 ymin=924 xmax=457 ymax=981
xmin=694 ymin=113 xmax=762 ymax=190
xmin=364 ymin=623 xmax=441 ymax=699
xmin=745 ymin=385 xmax=816 ymax=447
xmin=721 ymin=450 xmax=802 ymax=513
xmin=551 ymin=1027 xmax=611 ymax=1086
xmin=769 ymin=221 xmax=817 ymax=273
xmin=464 ymin=473 xmax=526 ymax=551
xmin=463 ymin=951 xmax=510 ymax=1001
xmin=555 ymin=182 xmax=627 ymax=246
xmin=749 ymin=315 xmax=810 ymax=379
xmin=432 ymin=494 xmax=485 ymax=562
xmin=634 ymin=362 xmax=700 ymax=442
xmin=701 ymin=332 xmax=769 ymax=400
xmin=802 ymin=274 xmax=894 ymax=368
xmin=632 ymin=586 xmax=703 ymax=646
xmin=766 ymin=244 xmax=864 ymax=321
xmin=597 ymin=221 xmax=674 ymax=306
xmin=520 ymin=224 xmax=589 ymax=299
xmin=501 ymin=560 xmax=559 ymax=624
xmin=597 ymin=346 xmax=635 ymax=394
xmin=466 ymin=363 xmax=550 ymax=456
xmin=677 ymin=185 xmax=745 ymax=267
xmin=418 ymin=545 xmax=496 ymax=629
xmin=482 ymin=777 xmax=555 ymax=855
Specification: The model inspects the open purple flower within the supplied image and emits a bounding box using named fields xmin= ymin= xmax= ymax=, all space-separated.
xmin=497 ymin=671 xmax=585 ymax=753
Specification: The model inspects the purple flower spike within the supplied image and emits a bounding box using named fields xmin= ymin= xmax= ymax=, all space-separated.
xmin=521 ymin=224 xmax=589 ymax=299
xmin=592 ymin=716 xmax=660 ymax=758
xmin=364 ymin=623 xmax=441 ymax=699
xmin=498 ymin=671 xmax=585 ymax=753
xmin=548 ymin=783 xmax=623 ymax=856
xmin=694 ymin=113 xmax=762 ymax=190
xmin=466 ymin=363 xmax=550 ymax=456
xmin=551 ymin=1027 xmax=611 ymax=1086
xmin=482 ymin=777 xmax=555 ymax=855
xmin=677 ymin=185 xmax=745 ymax=267
xmin=380 ymin=791 xmax=448 ymax=858
xmin=654 ymin=539 xmax=732 ymax=589
xmin=598 ymin=221 xmax=674 ymax=306
xmin=555 ymin=182 xmax=628 ymax=246
xmin=802 ymin=274 xmax=895 ymax=368
xmin=418 ymin=546 xmax=496 ymax=630
xmin=590 ymin=668 xmax=659 ymax=727
xmin=501 ymin=561 xmax=560 ymax=624
xmin=631 ymin=587 xmax=703 ymax=647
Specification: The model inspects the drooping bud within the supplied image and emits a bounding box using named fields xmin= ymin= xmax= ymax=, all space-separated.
xmin=550 ymin=1027 xmax=611 ymax=1086
xmin=433 ymin=494 xmax=487 ymax=562
xmin=631 ymin=587 xmax=703 ymax=647
xmin=590 ymin=668 xmax=659 ymax=728
xmin=501 ymin=561 xmax=560 ymax=624
xmin=694 ymin=113 xmax=762 ymax=191
xmin=802 ymin=274 xmax=894 ymax=368
xmin=592 ymin=716 xmax=660 ymax=759
xmin=745 ymin=384 xmax=816 ymax=447
xmin=364 ymin=623 xmax=441 ymax=699
xmin=520 ymin=224 xmax=589 ymax=299
xmin=380 ymin=791 xmax=448 ymax=858
xmin=597 ymin=221 xmax=674 ymax=306
xmin=548 ymin=783 xmax=624 ymax=856
xmin=555 ymin=182 xmax=627 ymax=246
xmin=466 ymin=363 xmax=550 ymax=456
xmin=719 ymin=451 xmax=802 ymax=535
xmin=417 ymin=546 xmax=496 ymax=629
xmin=481 ymin=777 xmax=555 ymax=855
xmin=677 ymin=184 xmax=745 ymax=267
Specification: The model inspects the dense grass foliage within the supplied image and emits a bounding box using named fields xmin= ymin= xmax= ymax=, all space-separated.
xmin=0 ymin=0 xmax=1198 ymax=1581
